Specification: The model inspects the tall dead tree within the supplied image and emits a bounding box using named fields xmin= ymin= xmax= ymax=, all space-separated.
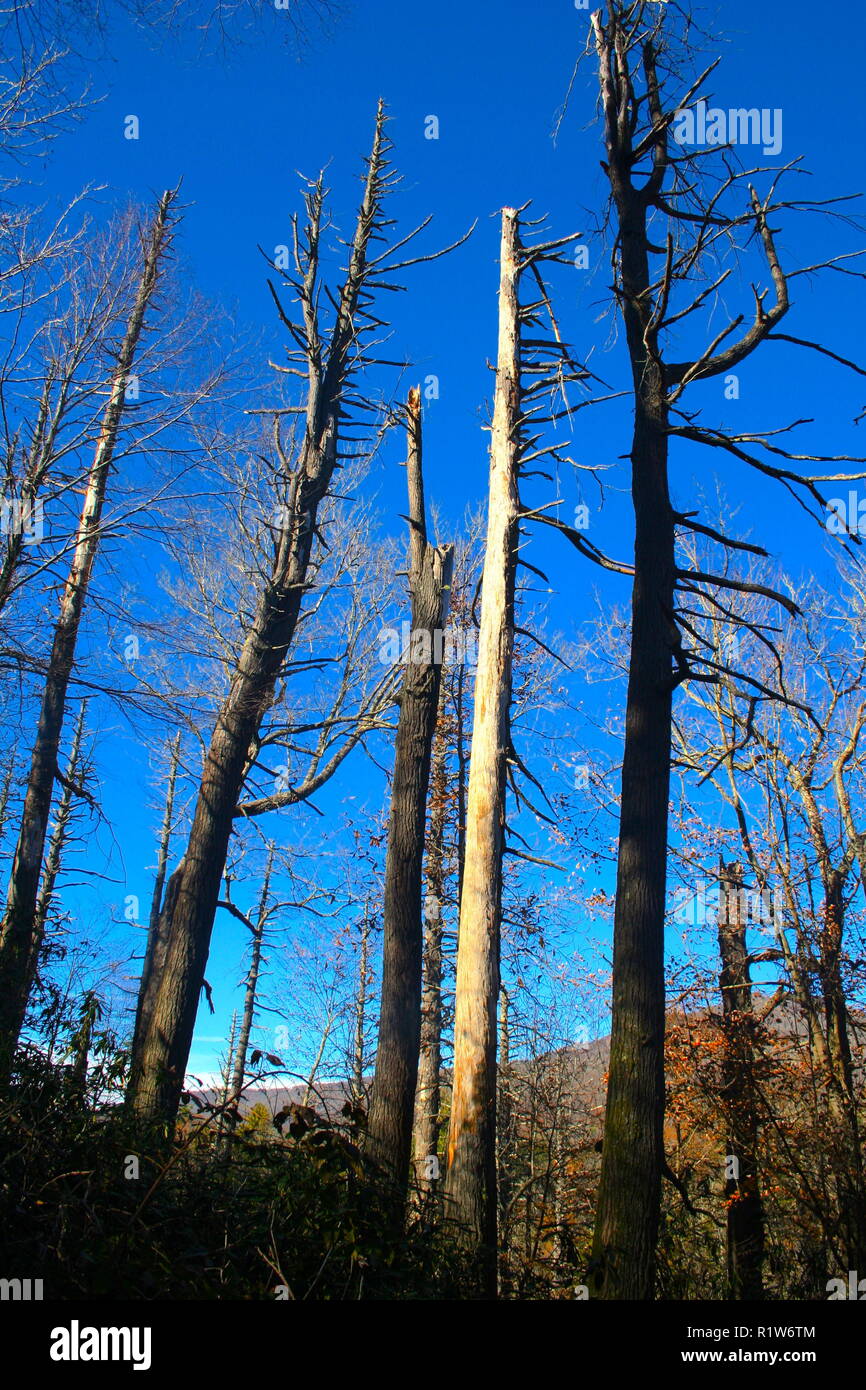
xmin=444 ymin=204 xmax=591 ymax=1291
xmin=717 ymin=859 xmax=764 ymax=1300
xmin=0 ymin=189 xmax=178 ymax=1083
xmin=126 ymin=107 xmax=465 ymax=1130
xmin=444 ymin=209 xmax=522 ymax=1287
xmin=584 ymin=1 xmax=866 ymax=1298
xmin=367 ymin=388 xmax=453 ymax=1192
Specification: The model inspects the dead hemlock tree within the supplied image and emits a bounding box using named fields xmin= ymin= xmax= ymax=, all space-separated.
xmin=444 ymin=205 xmax=596 ymax=1292
xmin=0 ymin=189 xmax=179 ymax=1084
xmin=367 ymin=389 xmax=454 ymax=1197
xmin=126 ymin=105 xmax=469 ymax=1131
xmin=411 ymin=675 xmax=451 ymax=1210
xmin=582 ymin=1 xmax=866 ymax=1300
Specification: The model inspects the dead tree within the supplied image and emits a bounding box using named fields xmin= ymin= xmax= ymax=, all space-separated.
xmin=125 ymin=106 xmax=466 ymax=1130
xmin=409 ymin=518 xmax=487 ymax=1211
xmin=411 ymin=679 xmax=450 ymax=1207
xmin=367 ymin=388 xmax=453 ymax=1193
xmin=443 ymin=209 xmax=522 ymax=1286
xmin=444 ymin=205 xmax=591 ymax=1289
xmin=0 ymin=188 xmax=178 ymax=1083
xmin=583 ymin=1 xmax=866 ymax=1298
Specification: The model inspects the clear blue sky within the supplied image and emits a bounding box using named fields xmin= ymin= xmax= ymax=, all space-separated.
xmin=25 ymin=0 xmax=866 ymax=1078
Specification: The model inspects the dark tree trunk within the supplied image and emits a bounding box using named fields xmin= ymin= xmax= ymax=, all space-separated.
xmin=588 ymin=198 xmax=673 ymax=1302
xmin=411 ymin=680 xmax=449 ymax=1207
xmin=367 ymin=388 xmax=453 ymax=1195
xmin=822 ymin=869 xmax=866 ymax=1268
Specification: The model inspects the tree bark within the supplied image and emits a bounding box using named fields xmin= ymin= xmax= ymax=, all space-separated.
xmin=411 ymin=682 xmax=449 ymax=1208
xmin=588 ymin=14 xmax=674 ymax=1300
xmin=0 ymin=189 xmax=177 ymax=1083
xmin=444 ymin=208 xmax=521 ymax=1292
xmin=367 ymin=388 xmax=453 ymax=1195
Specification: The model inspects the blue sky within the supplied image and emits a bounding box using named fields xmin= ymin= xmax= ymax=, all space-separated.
xmin=19 ymin=0 xmax=866 ymax=1079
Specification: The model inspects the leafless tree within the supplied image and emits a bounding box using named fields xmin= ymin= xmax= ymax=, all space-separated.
xmin=580 ymin=0 xmax=866 ymax=1299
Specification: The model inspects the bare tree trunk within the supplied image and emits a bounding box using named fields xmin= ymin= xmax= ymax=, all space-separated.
xmin=496 ymin=986 xmax=513 ymax=1295
xmin=718 ymin=860 xmax=764 ymax=1300
xmin=0 ymin=189 xmax=178 ymax=1083
xmin=444 ymin=208 xmax=521 ymax=1292
xmin=588 ymin=12 xmax=673 ymax=1299
xmin=130 ymin=732 xmax=181 ymax=1075
xmin=411 ymin=684 xmax=449 ymax=1206
xmin=125 ymin=112 xmax=401 ymax=1130
xmin=455 ymin=662 xmax=468 ymax=900
xmin=367 ymin=388 xmax=453 ymax=1194
xmin=586 ymin=1 xmax=807 ymax=1297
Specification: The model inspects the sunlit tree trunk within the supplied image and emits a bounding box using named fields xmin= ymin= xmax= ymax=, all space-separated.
xmin=444 ymin=208 xmax=521 ymax=1292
